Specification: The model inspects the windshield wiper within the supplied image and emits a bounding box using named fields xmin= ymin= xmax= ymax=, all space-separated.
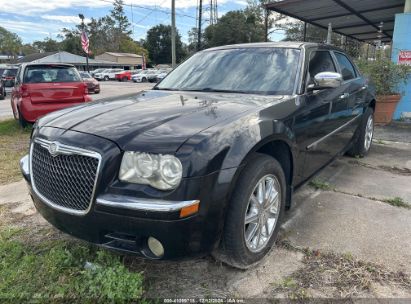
xmin=182 ymin=88 xmax=250 ymax=94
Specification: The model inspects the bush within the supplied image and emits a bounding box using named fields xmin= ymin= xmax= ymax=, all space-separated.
xmin=356 ymin=57 xmax=410 ymax=96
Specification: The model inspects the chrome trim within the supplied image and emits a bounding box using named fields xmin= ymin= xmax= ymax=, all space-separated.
xmin=96 ymin=193 xmax=200 ymax=212
xmin=30 ymin=138 xmax=102 ymax=216
xmin=306 ymin=114 xmax=361 ymax=151
xmin=20 ymin=154 xmax=29 ymax=176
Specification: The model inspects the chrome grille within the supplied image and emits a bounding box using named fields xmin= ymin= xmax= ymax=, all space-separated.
xmin=31 ymin=139 xmax=100 ymax=214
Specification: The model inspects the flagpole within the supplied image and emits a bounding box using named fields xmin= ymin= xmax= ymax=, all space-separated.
xmin=79 ymin=14 xmax=89 ymax=72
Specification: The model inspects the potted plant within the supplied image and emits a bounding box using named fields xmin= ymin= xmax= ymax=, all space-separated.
xmin=357 ymin=57 xmax=410 ymax=124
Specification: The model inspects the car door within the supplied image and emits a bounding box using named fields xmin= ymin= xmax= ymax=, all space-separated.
xmin=332 ymin=52 xmax=367 ymax=136
xmin=294 ymin=49 xmax=351 ymax=180
xmin=10 ymin=66 xmax=23 ymax=117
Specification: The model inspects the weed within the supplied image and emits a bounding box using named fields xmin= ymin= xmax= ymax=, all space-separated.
xmin=308 ymin=179 xmax=334 ymax=191
xmin=383 ymin=197 xmax=410 ymax=209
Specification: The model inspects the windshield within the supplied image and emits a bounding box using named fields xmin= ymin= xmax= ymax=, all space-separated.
xmin=3 ymin=69 xmax=17 ymax=77
xmin=23 ymin=65 xmax=81 ymax=83
xmin=157 ymin=47 xmax=300 ymax=95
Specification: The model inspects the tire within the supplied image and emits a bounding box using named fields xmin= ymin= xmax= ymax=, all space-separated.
xmin=142 ymin=77 xmax=147 ymax=83
xmin=104 ymin=76 xmax=109 ymax=81
xmin=122 ymin=77 xmax=128 ymax=82
xmin=346 ymin=107 xmax=374 ymax=158
xmin=215 ymin=153 xmax=286 ymax=269
xmin=18 ymin=107 xmax=28 ymax=128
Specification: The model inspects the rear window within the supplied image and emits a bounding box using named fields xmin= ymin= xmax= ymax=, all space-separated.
xmin=24 ymin=65 xmax=81 ymax=83
xmin=3 ymin=69 xmax=17 ymax=77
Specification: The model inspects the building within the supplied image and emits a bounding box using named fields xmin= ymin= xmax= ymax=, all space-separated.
xmin=16 ymin=51 xmax=133 ymax=70
xmin=95 ymin=52 xmax=143 ymax=67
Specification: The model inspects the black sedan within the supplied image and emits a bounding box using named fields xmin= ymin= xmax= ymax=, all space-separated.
xmin=20 ymin=42 xmax=375 ymax=268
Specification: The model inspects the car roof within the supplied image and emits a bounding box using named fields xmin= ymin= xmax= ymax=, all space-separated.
xmin=21 ymin=63 xmax=75 ymax=68
xmin=205 ymin=42 xmax=345 ymax=52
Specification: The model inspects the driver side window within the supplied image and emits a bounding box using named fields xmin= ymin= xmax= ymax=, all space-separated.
xmin=306 ymin=51 xmax=336 ymax=86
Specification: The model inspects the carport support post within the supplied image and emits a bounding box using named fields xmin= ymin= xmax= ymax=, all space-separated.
xmin=390 ymin=0 xmax=411 ymax=119
xmin=326 ymin=23 xmax=332 ymax=45
xmin=303 ymin=22 xmax=307 ymax=42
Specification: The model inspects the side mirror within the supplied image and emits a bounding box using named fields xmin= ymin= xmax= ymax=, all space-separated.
xmin=307 ymin=72 xmax=343 ymax=91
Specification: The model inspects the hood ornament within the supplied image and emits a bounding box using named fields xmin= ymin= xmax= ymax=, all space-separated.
xmin=48 ymin=142 xmax=59 ymax=157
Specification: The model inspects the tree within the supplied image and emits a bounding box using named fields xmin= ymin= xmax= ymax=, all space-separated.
xmin=110 ymin=0 xmax=132 ymax=51
xmin=204 ymin=10 xmax=265 ymax=48
xmin=144 ymin=25 xmax=186 ymax=64
xmin=32 ymin=38 xmax=60 ymax=53
xmin=0 ymin=26 xmax=22 ymax=58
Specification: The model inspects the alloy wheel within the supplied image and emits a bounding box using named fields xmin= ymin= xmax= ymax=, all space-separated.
xmin=364 ymin=115 xmax=374 ymax=151
xmin=244 ymin=174 xmax=281 ymax=253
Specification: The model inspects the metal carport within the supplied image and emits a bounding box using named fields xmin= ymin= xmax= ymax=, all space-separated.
xmin=265 ymin=0 xmax=406 ymax=43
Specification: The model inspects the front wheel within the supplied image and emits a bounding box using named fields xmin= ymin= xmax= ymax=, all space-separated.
xmin=215 ymin=153 xmax=286 ymax=269
xmin=347 ymin=107 xmax=374 ymax=157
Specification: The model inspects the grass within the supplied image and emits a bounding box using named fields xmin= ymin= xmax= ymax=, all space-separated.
xmin=0 ymin=227 xmax=144 ymax=302
xmin=275 ymin=242 xmax=411 ymax=298
xmin=383 ymin=197 xmax=410 ymax=209
xmin=308 ymin=178 xmax=334 ymax=191
xmin=0 ymin=119 xmax=31 ymax=185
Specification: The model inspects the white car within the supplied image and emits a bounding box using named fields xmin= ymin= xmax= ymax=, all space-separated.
xmin=90 ymin=68 xmax=106 ymax=77
xmin=131 ymin=70 xmax=157 ymax=83
xmin=95 ymin=69 xmax=124 ymax=81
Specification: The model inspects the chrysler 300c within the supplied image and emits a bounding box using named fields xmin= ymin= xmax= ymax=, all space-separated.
xmin=20 ymin=42 xmax=375 ymax=268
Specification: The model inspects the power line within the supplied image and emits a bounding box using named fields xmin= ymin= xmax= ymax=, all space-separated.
xmin=97 ymin=0 xmax=197 ymax=20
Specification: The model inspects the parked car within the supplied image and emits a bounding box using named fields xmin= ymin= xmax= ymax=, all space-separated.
xmin=90 ymin=68 xmax=106 ymax=77
xmin=155 ymin=69 xmax=172 ymax=83
xmin=132 ymin=69 xmax=157 ymax=83
xmin=79 ymin=71 xmax=100 ymax=94
xmin=94 ymin=69 xmax=124 ymax=81
xmin=11 ymin=63 xmax=92 ymax=127
xmin=0 ymin=79 xmax=5 ymax=100
xmin=20 ymin=42 xmax=375 ymax=269
xmin=2 ymin=67 xmax=18 ymax=87
xmin=115 ymin=70 xmax=140 ymax=82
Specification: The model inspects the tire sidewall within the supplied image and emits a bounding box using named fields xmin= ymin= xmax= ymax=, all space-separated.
xmin=223 ymin=154 xmax=286 ymax=267
xmin=358 ymin=108 xmax=374 ymax=156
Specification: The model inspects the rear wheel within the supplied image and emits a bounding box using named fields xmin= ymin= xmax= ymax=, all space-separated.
xmin=17 ymin=107 xmax=28 ymax=128
xmin=0 ymin=88 xmax=4 ymax=100
xmin=104 ymin=76 xmax=109 ymax=81
xmin=215 ymin=153 xmax=286 ymax=269
xmin=347 ymin=107 xmax=374 ymax=157
xmin=142 ymin=77 xmax=147 ymax=83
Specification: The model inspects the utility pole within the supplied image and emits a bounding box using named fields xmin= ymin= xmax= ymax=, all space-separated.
xmin=197 ymin=0 xmax=203 ymax=51
xmin=171 ymin=0 xmax=176 ymax=68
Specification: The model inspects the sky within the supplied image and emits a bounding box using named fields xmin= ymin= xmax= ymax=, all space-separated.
xmin=0 ymin=0 xmax=285 ymax=44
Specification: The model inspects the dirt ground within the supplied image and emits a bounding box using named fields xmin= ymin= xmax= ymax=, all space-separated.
xmin=0 ymin=125 xmax=410 ymax=300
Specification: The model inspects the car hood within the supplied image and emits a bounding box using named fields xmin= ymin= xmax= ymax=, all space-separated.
xmin=40 ymin=90 xmax=285 ymax=153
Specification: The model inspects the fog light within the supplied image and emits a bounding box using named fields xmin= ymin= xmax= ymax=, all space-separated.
xmin=147 ymin=237 xmax=164 ymax=258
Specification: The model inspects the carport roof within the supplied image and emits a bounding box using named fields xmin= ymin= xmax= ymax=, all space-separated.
xmin=266 ymin=0 xmax=405 ymax=43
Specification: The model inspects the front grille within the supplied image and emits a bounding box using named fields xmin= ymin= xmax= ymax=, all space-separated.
xmin=31 ymin=141 xmax=100 ymax=213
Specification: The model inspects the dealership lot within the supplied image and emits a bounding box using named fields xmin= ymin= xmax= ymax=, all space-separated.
xmin=0 ymin=81 xmax=154 ymax=120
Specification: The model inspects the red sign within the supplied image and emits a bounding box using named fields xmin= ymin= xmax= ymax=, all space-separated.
xmin=398 ymin=50 xmax=411 ymax=66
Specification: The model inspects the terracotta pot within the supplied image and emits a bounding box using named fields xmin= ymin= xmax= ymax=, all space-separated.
xmin=375 ymin=94 xmax=401 ymax=124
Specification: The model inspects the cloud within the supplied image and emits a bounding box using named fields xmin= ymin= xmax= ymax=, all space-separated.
xmin=42 ymin=15 xmax=92 ymax=24
xmin=0 ymin=0 xmax=110 ymax=15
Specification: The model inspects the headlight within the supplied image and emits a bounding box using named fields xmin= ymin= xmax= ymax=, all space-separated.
xmin=119 ymin=152 xmax=183 ymax=190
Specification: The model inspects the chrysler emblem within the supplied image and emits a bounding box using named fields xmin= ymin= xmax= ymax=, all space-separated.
xmin=48 ymin=142 xmax=59 ymax=157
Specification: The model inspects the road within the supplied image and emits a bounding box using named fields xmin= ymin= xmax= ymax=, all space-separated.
xmin=0 ymin=81 xmax=154 ymax=121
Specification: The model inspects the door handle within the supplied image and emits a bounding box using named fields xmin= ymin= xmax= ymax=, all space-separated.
xmin=339 ymin=93 xmax=350 ymax=99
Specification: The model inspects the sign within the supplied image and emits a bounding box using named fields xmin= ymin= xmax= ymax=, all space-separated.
xmin=398 ymin=50 xmax=411 ymax=66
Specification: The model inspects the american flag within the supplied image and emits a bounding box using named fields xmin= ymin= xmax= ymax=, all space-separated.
xmin=142 ymin=53 xmax=146 ymax=70
xmin=81 ymin=31 xmax=89 ymax=54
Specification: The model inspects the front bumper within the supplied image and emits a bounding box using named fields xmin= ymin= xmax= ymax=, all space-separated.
xmin=20 ymin=134 xmax=235 ymax=259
